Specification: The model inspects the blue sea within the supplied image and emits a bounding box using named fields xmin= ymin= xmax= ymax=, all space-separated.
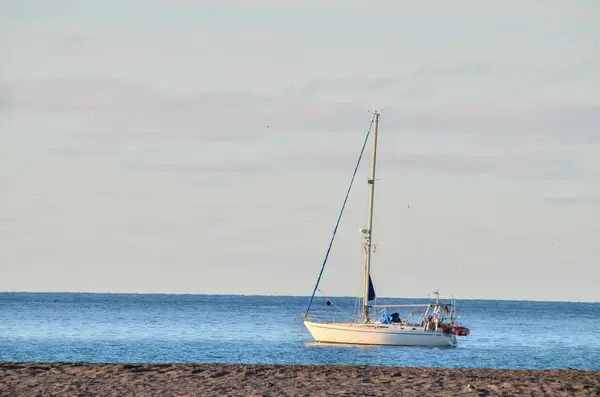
xmin=1 ymin=293 xmax=598 ymax=370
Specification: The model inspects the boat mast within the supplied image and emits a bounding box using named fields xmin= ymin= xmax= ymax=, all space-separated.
xmin=362 ymin=111 xmax=379 ymax=322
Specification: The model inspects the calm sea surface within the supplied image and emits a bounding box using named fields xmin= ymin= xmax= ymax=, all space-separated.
xmin=1 ymin=293 xmax=598 ymax=370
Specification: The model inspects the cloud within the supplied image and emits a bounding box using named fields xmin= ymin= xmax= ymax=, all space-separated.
xmin=382 ymin=103 xmax=600 ymax=145
xmin=155 ymin=0 xmax=597 ymax=18
xmin=275 ymin=151 xmax=499 ymax=174
xmin=290 ymin=76 xmax=397 ymax=95
xmin=1 ymin=78 xmax=278 ymax=142
xmin=44 ymin=145 xmax=117 ymax=159
xmin=542 ymin=58 xmax=600 ymax=83
xmin=30 ymin=32 xmax=92 ymax=59
xmin=2 ymin=76 xmax=599 ymax=145
xmin=1 ymin=78 xmax=266 ymax=113
xmin=120 ymin=161 xmax=268 ymax=175
xmin=0 ymin=0 xmax=69 ymax=19
xmin=545 ymin=197 xmax=600 ymax=207
xmin=0 ymin=77 xmax=374 ymax=136
xmin=410 ymin=62 xmax=494 ymax=79
xmin=0 ymin=93 xmax=8 ymax=111
xmin=271 ymin=148 xmax=588 ymax=178
xmin=286 ymin=59 xmax=597 ymax=96
xmin=284 ymin=75 xmax=434 ymax=102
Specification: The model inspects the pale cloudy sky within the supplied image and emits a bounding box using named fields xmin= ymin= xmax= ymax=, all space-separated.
xmin=1 ymin=0 xmax=599 ymax=302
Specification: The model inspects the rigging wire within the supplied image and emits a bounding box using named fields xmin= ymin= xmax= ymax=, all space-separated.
xmin=303 ymin=118 xmax=374 ymax=317
xmin=316 ymin=288 xmax=354 ymax=318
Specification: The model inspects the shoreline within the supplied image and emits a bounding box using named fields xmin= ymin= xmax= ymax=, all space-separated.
xmin=1 ymin=362 xmax=598 ymax=396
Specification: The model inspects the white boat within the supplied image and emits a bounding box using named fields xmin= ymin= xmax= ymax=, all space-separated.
xmin=302 ymin=111 xmax=470 ymax=348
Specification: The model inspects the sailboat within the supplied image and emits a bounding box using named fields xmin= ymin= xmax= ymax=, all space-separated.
xmin=302 ymin=111 xmax=470 ymax=347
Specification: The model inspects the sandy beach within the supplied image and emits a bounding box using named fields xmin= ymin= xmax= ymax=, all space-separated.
xmin=1 ymin=362 xmax=598 ymax=396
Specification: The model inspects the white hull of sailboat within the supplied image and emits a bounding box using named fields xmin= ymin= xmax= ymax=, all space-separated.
xmin=304 ymin=321 xmax=457 ymax=347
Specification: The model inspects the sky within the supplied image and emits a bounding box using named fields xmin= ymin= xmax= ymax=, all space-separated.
xmin=1 ymin=0 xmax=599 ymax=302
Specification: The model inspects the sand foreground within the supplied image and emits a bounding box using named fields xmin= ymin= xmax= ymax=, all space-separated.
xmin=1 ymin=362 xmax=598 ymax=396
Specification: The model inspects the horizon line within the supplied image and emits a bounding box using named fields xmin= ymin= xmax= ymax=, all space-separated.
xmin=1 ymin=291 xmax=597 ymax=304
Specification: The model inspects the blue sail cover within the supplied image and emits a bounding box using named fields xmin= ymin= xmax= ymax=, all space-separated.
xmin=379 ymin=312 xmax=392 ymax=324
xmin=368 ymin=275 xmax=376 ymax=301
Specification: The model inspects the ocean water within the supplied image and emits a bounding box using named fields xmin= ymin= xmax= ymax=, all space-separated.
xmin=1 ymin=293 xmax=598 ymax=370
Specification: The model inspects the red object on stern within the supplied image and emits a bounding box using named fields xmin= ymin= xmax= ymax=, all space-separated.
xmin=441 ymin=325 xmax=470 ymax=336
xmin=454 ymin=326 xmax=470 ymax=336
